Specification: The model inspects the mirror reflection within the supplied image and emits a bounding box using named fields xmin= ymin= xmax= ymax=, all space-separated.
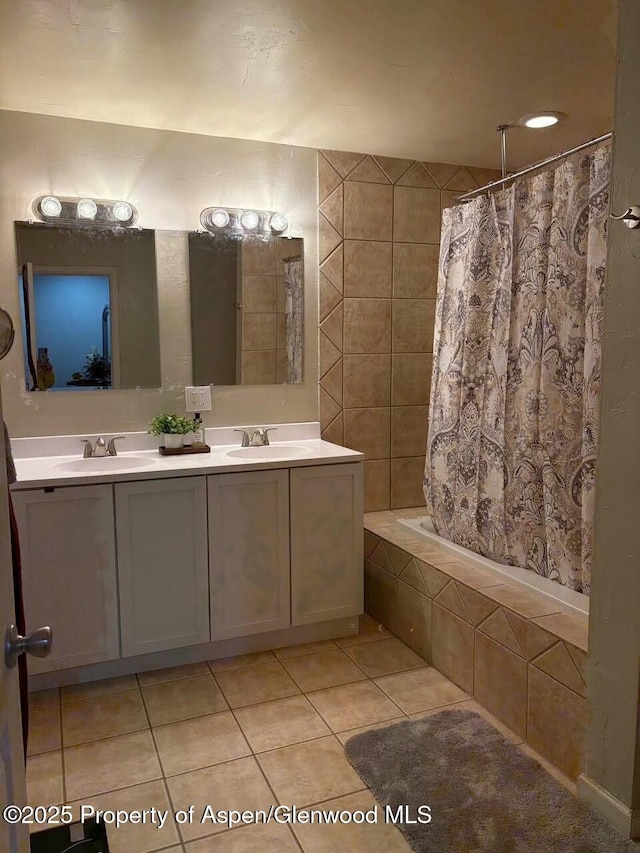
xmin=15 ymin=223 xmax=161 ymax=391
xmin=188 ymin=234 xmax=304 ymax=385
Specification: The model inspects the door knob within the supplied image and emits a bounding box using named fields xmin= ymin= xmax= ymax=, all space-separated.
xmin=5 ymin=624 xmax=52 ymax=669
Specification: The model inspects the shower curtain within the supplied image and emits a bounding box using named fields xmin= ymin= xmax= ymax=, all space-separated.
xmin=283 ymin=257 xmax=304 ymax=383
xmin=424 ymin=143 xmax=610 ymax=593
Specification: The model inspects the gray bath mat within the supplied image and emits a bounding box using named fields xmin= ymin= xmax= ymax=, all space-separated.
xmin=344 ymin=709 xmax=636 ymax=852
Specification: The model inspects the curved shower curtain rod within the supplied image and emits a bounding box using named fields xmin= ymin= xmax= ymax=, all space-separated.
xmin=457 ymin=132 xmax=612 ymax=203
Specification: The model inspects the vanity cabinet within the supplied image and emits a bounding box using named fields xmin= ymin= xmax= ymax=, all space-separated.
xmin=115 ymin=477 xmax=210 ymax=657
xmin=290 ymin=463 xmax=364 ymax=625
xmin=208 ymin=469 xmax=290 ymax=639
xmin=12 ymin=485 xmax=119 ymax=673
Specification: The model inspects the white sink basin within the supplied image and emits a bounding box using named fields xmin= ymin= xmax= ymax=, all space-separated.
xmin=226 ymin=445 xmax=312 ymax=461
xmin=57 ymin=456 xmax=156 ymax=473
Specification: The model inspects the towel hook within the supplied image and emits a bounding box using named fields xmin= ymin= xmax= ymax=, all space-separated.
xmin=610 ymin=205 xmax=640 ymax=229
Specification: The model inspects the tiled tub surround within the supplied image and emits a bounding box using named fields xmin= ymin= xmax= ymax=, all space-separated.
xmin=317 ymin=150 xmax=500 ymax=511
xmin=363 ymin=509 xmax=589 ymax=780
xmin=25 ymin=618 xmax=577 ymax=853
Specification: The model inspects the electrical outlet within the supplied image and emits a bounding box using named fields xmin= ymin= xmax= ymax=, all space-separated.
xmin=185 ymin=385 xmax=212 ymax=412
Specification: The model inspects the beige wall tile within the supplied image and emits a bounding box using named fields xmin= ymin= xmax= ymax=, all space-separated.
xmin=319 ymin=213 xmax=342 ymax=261
xmin=398 ymin=558 xmax=429 ymax=594
xmin=374 ymin=156 xmax=414 ymax=183
xmin=243 ymin=275 xmax=277 ymax=313
xmin=319 ymin=330 xmax=341 ymax=377
xmin=320 ymin=243 xmax=344 ymax=292
xmin=364 ymin=558 xmax=397 ymax=631
xmin=483 ymin=584 xmax=562 ymax=619
xmin=320 ymin=387 xmax=341 ymax=430
xmin=422 ymin=162 xmax=459 ymax=188
xmin=321 ymin=411 xmax=343 ymax=445
xmin=393 ymin=187 xmax=440 ymax=243
xmin=391 ymin=456 xmax=426 ymax=508
xmin=478 ymin=608 xmax=525 ymax=657
xmin=344 ymin=407 xmax=391 ymax=459
xmin=322 ymin=150 xmax=366 ymax=178
xmin=434 ymin=581 xmax=471 ymax=623
xmin=527 ymin=666 xmax=587 ymax=780
xmin=393 ymin=243 xmax=439 ymax=299
xmin=397 ymin=580 xmax=432 ymax=662
xmin=532 ymin=612 xmax=589 ymax=653
xmin=532 ymin=643 xmax=586 ymax=697
xmin=392 ymin=353 xmax=432 ymax=405
xmin=318 ymin=153 xmax=342 ymax=202
xmin=241 ymin=350 xmax=276 ymax=384
xmin=397 ymin=162 xmax=437 ymax=188
xmin=364 ymin=458 xmax=391 ymax=511
xmin=320 ymin=302 xmax=343 ymax=349
xmin=440 ymin=189 xmax=459 ymax=212
xmin=391 ymin=405 xmax=428 ymax=458
xmin=443 ymin=166 xmax=479 ymax=192
xmin=242 ymin=313 xmax=277 ymax=350
xmin=474 ymin=633 xmax=528 ymax=739
xmin=344 ymin=354 xmax=391 ymax=407
xmin=344 ymin=298 xmax=392 ymax=353
xmin=384 ymin=542 xmax=412 ymax=575
xmin=319 ymin=184 xmax=344 ymax=234
xmin=344 ymin=240 xmax=392 ymax=297
xmin=344 ymin=181 xmax=393 ymax=241
xmin=455 ymin=586 xmax=498 ymax=627
xmin=392 ymin=299 xmax=435 ymax=352
xmin=504 ymin=611 xmax=557 ymax=660
xmin=348 ymin=155 xmax=391 ymax=184
xmin=319 ymin=272 xmax=342 ymax=321
xmin=320 ymin=358 xmax=342 ymax=406
xmin=431 ymin=603 xmax=474 ymax=693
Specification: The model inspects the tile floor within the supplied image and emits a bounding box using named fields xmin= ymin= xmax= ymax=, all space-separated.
xmin=26 ymin=615 xmax=575 ymax=853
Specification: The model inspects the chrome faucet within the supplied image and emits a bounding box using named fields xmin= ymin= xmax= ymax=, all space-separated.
xmin=233 ymin=427 xmax=277 ymax=447
xmin=81 ymin=436 xmax=125 ymax=458
xmin=250 ymin=427 xmax=276 ymax=446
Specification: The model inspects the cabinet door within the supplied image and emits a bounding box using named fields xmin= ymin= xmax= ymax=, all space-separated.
xmin=12 ymin=485 xmax=119 ymax=672
xmin=290 ymin=463 xmax=364 ymax=625
xmin=115 ymin=477 xmax=209 ymax=657
xmin=208 ymin=469 xmax=290 ymax=640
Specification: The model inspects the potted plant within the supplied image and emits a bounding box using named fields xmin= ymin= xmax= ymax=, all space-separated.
xmin=149 ymin=414 xmax=195 ymax=450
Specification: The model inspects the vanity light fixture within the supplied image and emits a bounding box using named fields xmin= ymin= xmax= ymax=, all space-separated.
xmin=200 ymin=206 xmax=289 ymax=237
xmin=33 ymin=196 xmax=139 ymax=227
xmin=240 ymin=210 xmax=260 ymax=230
xmin=40 ymin=196 xmax=62 ymax=218
xmin=77 ymin=198 xmax=98 ymax=219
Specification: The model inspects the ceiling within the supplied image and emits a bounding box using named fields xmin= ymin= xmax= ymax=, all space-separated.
xmin=0 ymin=0 xmax=617 ymax=169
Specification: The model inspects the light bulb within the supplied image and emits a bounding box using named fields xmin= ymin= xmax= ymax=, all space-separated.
xmin=519 ymin=111 xmax=566 ymax=129
xmin=77 ymin=198 xmax=97 ymax=219
xmin=211 ymin=208 xmax=230 ymax=228
xmin=269 ymin=213 xmax=288 ymax=233
xmin=240 ymin=210 xmax=259 ymax=230
xmin=113 ymin=201 xmax=133 ymax=222
xmin=40 ymin=196 xmax=62 ymax=217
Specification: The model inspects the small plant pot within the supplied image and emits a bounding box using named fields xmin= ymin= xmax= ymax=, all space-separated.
xmin=163 ymin=433 xmax=184 ymax=450
xmin=182 ymin=432 xmax=194 ymax=446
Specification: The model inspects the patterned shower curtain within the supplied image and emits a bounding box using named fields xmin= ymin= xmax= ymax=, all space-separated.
xmin=283 ymin=257 xmax=304 ymax=383
xmin=424 ymin=143 xmax=610 ymax=593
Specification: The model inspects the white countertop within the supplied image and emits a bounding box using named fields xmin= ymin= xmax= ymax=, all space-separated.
xmin=9 ymin=423 xmax=363 ymax=490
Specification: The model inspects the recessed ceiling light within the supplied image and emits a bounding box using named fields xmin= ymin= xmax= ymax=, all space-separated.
xmin=519 ymin=111 xmax=567 ymax=129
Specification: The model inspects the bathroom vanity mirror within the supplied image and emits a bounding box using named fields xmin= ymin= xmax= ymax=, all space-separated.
xmin=188 ymin=233 xmax=304 ymax=385
xmin=15 ymin=222 xmax=161 ymax=391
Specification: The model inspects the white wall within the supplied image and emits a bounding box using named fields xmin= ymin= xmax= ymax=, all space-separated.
xmin=0 ymin=110 xmax=318 ymax=437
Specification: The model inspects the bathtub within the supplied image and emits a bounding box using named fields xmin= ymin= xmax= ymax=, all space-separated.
xmin=397 ymin=515 xmax=589 ymax=617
